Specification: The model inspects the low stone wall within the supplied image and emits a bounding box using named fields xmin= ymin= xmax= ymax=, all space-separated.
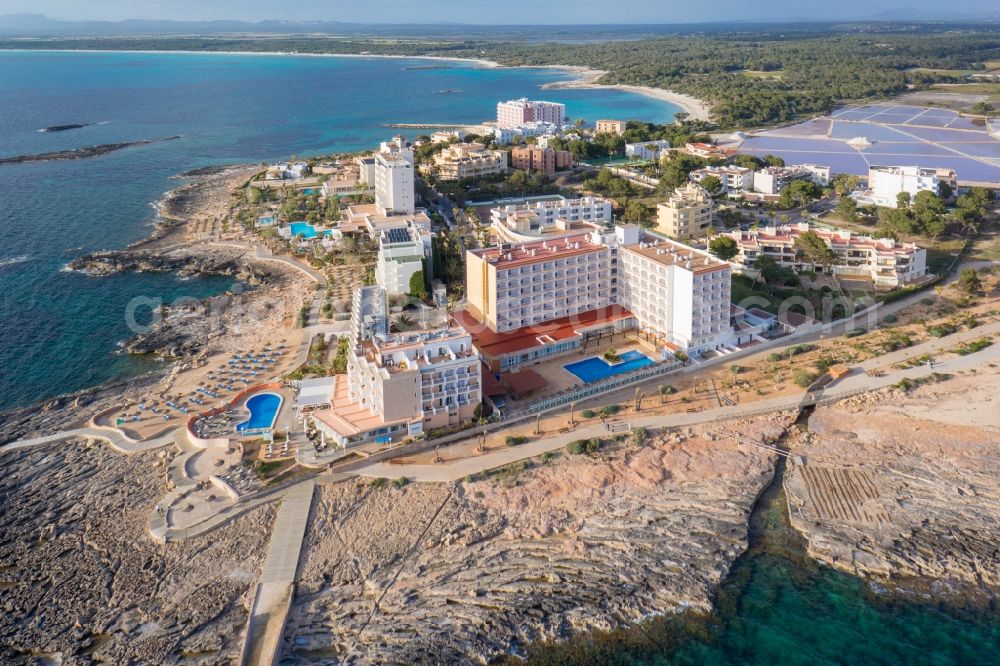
xmin=186 ymin=382 xmax=283 ymax=447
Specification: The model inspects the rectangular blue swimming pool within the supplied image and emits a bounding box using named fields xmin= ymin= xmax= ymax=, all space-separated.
xmin=564 ymin=350 xmax=655 ymax=384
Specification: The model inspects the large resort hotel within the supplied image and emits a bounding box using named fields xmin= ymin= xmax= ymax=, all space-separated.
xmin=455 ymin=225 xmax=735 ymax=372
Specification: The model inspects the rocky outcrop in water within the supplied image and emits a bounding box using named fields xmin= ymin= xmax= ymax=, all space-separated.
xmin=68 ymin=248 xmax=268 ymax=283
xmin=0 ymin=136 xmax=181 ymax=164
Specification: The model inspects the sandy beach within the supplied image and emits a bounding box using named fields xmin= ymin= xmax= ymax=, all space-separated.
xmin=541 ymin=67 xmax=713 ymax=121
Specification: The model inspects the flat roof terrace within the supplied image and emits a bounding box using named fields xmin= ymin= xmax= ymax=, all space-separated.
xmin=624 ymin=240 xmax=729 ymax=275
xmin=471 ymin=233 xmax=604 ymax=269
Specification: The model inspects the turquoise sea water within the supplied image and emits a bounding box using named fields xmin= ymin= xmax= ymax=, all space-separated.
xmin=0 ymin=50 xmax=678 ymax=412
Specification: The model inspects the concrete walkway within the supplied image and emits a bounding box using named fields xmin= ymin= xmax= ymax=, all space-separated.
xmin=356 ymin=321 xmax=1000 ymax=483
xmin=240 ymin=478 xmax=317 ymax=666
xmin=0 ymin=426 xmax=178 ymax=456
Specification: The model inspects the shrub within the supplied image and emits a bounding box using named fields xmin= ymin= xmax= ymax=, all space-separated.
xmin=844 ymin=328 xmax=865 ymax=338
xmin=794 ymin=370 xmax=819 ymax=388
xmin=580 ymin=409 xmax=596 ymax=419
xmin=927 ymin=323 xmax=956 ymax=338
xmin=953 ymin=338 xmax=993 ymax=356
xmin=393 ymin=476 xmax=409 ymax=489
xmin=600 ymin=404 xmax=621 ymax=417
xmin=505 ymin=435 xmax=528 ymax=447
xmin=920 ymin=297 xmax=935 ymax=306
xmin=883 ymin=314 xmax=898 ymax=324
xmin=660 ymin=385 xmax=677 ymax=395
xmin=369 ymin=477 xmax=387 ymax=488
xmin=674 ymin=351 xmax=689 ymax=363
xmin=585 ymin=438 xmax=603 ymax=453
xmin=541 ymin=451 xmax=554 ymax=463
xmin=632 ymin=427 xmax=649 ymax=444
xmin=566 ymin=440 xmax=588 ymax=455
xmin=766 ymin=353 xmax=783 ymax=362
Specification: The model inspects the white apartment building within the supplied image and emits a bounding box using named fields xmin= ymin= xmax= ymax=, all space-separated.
xmin=493 ymin=122 xmax=568 ymax=144
xmin=373 ymin=152 xmax=415 ymax=215
xmin=375 ymin=224 xmax=433 ymax=297
xmin=497 ymin=98 xmax=567 ymax=129
xmin=625 ymin=139 xmax=672 ymax=161
xmin=310 ymin=287 xmax=482 ymax=446
xmin=489 ymin=196 xmax=613 ymax=243
xmin=430 ymin=143 xmax=508 ymax=181
xmin=689 ymin=165 xmax=754 ymax=194
xmin=618 ymin=234 xmax=733 ymax=354
xmin=723 ymin=222 xmax=928 ymax=288
xmin=861 ymin=165 xmax=953 ymax=208
xmin=753 ymin=164 xmax=831 ymax=195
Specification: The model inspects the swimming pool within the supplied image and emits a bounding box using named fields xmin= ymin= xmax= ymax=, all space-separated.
xmin=564 ymin=350 xmax=655 ymax=383
xmin=288 ymin=221 xmax=331 ymax=239
xmin=236 ymin=392 xmax=282 ymax=433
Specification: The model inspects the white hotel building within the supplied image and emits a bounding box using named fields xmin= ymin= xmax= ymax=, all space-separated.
xmin=458 ymin=225 xmax=734 ymax=371
xmin=723 ymin=222 xmax=928 ymax=288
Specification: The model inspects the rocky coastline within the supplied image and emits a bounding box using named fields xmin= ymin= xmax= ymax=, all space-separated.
xmin=783 ymin=369 xmax=1000 ymax=609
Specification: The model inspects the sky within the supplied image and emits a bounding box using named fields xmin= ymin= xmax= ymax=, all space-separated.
xmin=0 ymin=0 xmax=995 ymax=24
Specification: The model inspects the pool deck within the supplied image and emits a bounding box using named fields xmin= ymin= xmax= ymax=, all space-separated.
xmin=507 ymin=338 xmax=660 ymax=398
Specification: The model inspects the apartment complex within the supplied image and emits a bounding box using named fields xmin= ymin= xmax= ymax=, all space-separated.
xmin=860 ymin=165 xmax=955 ymax=208
xmin=625 ymin=139 xmax=671 ymax=161
xmin=457 ymin=225 xmax=734 ymax=370
xmin=689 ymin=165 xmax=754 ymax=194
xmin=655 ymin=183 xmax=714 ymax=241
xmin=311 ymin=286 xmax=481 ymax=446
xmin=596 ymin=119 xmax=627 ymax=135
xmin=496 ymin=98 xmax=566 ymax=128
xmin=752 ymin=164 xmax=831 ymax=195
xmin=510 ymin=146 xmax=574 ymax=177
xmin=723 ymin=222 xmax=928 ymax=288
xmin=430 ymin=143 xmax=508 ymax=181
xmin=375 ymin=224 xmax=433 ymax=297
xmin=489 ymin=196 xmax=613 ymax=243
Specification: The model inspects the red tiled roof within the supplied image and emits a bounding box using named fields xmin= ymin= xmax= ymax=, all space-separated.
xmin=452 ymin=305 xmax=634 ymax=359
xmin=502 ymin=368 xmax=548 ymax=394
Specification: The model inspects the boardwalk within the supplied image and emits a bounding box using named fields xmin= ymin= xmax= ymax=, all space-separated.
xmin=240 ymin=478 xmax=317 ymax=666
